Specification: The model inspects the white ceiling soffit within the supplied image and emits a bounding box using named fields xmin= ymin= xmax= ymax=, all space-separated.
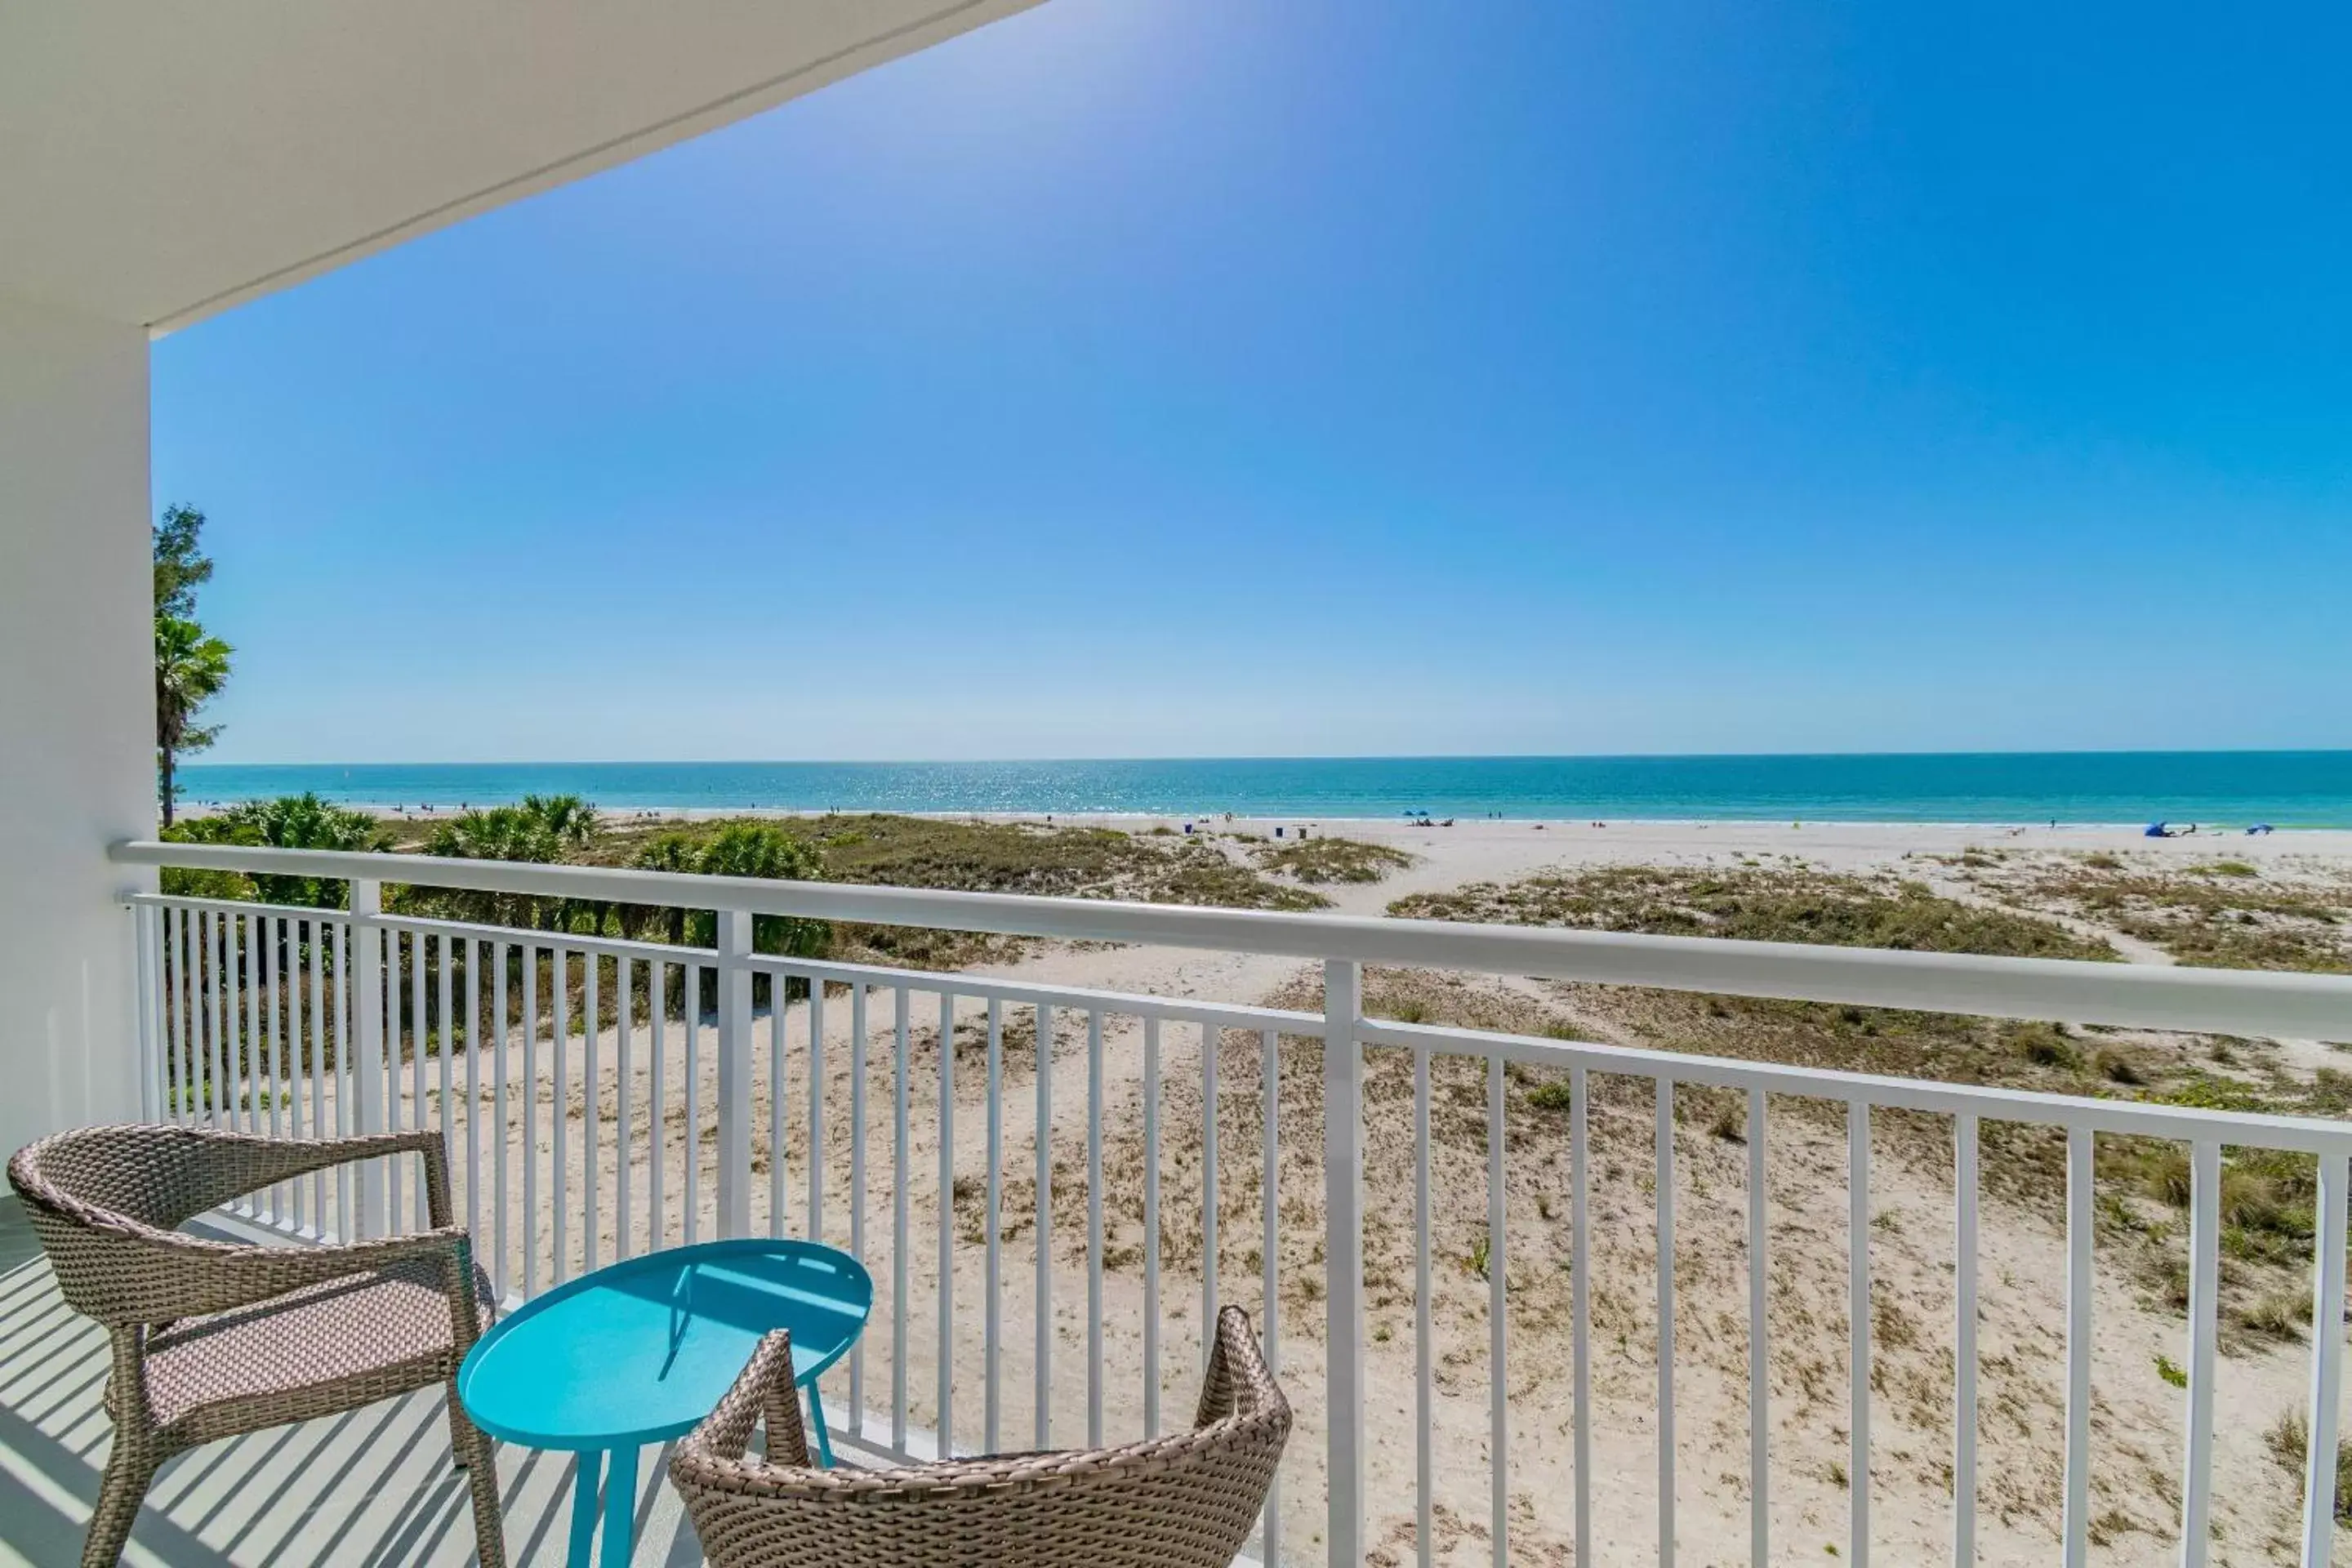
xmin=0 ymin=1 xmax=1041 ymax=335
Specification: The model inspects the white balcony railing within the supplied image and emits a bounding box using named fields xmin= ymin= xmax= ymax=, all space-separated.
xmin=109 ymin=839 xmax=2352 ymax=1567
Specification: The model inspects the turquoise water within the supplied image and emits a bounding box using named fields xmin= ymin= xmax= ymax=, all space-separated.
xmin=176 ymin=752 xmax=2352 ymax=826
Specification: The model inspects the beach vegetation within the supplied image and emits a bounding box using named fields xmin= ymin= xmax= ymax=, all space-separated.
xmin=1383 ymin=862 xmax=2352 ymax=1332
xmin=1526 ymin=1079 xmax=1575 ymax=1114
xmin=624 ymin=822 xmax=829 ymax=959
xmin=409 ymin=795 xmax=602 ymax=930
xmin=1389 ymin=863 xmax=2114 ymax=961
xmin=591 ymin=812 xmax=1327 ymax=968
xmin=1971 ymin=857 xmax=2352 ymax=973
xmin=1250 ymin=835 xmax=1416 ymax=884
xmin=159 ymin=793 xmax=385 ymax=905
xmin=2265 ymin=1410 xmax=2352 ymax=1521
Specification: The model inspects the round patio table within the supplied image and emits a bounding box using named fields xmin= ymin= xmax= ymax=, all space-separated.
xmin=458 ymin=1238 xmax=871 ymax=1567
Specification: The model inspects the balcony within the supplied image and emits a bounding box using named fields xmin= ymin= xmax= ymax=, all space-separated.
xmin=3 ymin=839 xmax=2350 ymax=1565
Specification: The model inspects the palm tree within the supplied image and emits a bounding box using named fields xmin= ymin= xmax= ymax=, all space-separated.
xmin=422 ymin=805 xmax=568 ymax=928
xmin=220 ymin=794 xmax=385 ymax=905
xmin=631 ymin=823 xmax=828 ymax=956
xmin=518 ymin=793 xmax=599 ymax=849
xmin=154 ymin=613 xmax=231 ymax=826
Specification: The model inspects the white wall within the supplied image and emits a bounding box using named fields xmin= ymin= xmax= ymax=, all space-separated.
xmin=0 ymin=292 xmax=153 ymax=1154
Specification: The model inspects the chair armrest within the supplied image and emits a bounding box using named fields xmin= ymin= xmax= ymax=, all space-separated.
xmin=117 ymin=1223 xmax=476 ymax=1323
xmin=1194 ymin=1304 xmax=1284 ymax=1429
xmin=673 ymin=1330 xmax=808 ymax=1473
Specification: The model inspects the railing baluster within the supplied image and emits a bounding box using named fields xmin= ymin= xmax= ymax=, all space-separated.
xmin=200 ymin=909 xmax=217 ymax=1129
xmin=334 ymin=920 xmax=354 ymax=1240
xmin=133 ymin=906 xmax=157 ymax=1124
xmin=310 ymin=920 xmax=328 ymax=1229
xmin=523 ymin=942 xmax=540 ymax=1297
xmin=173 ymin=908 xmax=194 ymax=1127
xmin=1954 ymin=1114 xmax=1978 ymax=1568
xmin=385 ymin=929 xmax=405 ymax=1226
xmin=350 ymin=882 xmax=384 ymax=1237
xmin=466 ymin=940 xmax=483 ymax=1259
xmin=769 ymin=972 xmax=787 ymax=1238
xmin=229 ymin=911 xmax=244 ymax=1136
xmin=207 ymin=908 xmax=220 ymax=1129
xmin=1850 ymin=1100 xmax=1871 ymax=1568
xmin=285 ymin=920 xmax=302 ymax=1228
xmin=553 ymin=945 xmax=570 ymax=1280
xmin=262 ymin=916 xmax=280 ymax=1220
xmin=615 ymin=956 xmax=632 ymax=1263
xmin=1143 ymin=1015 xmax=1162 ymax=1440
xmin=1036 ymin=1000 xmax=1053 ymax=1449
xmin=249 ymin=914 xmax=265 ymax=1156
xmin=808 ymin=981 xmax=826 ymax=1238
xmin=987 ymin=996 xmax=1005 ymax=1453
xmin=2061 ymin=1127 xmax=2093 ymax=1568
xmin=439 ymin=933 xmax=456 ymax=1228
xmin=243 ymin=919 xmax=263 ymax=1206
xmin=850 ymin=982 xmax=868 ymax=1440
xmin=279 ymin=916 xmax=295 ymax=1216
xmin=204 ymin=911 xmax=220 ymax=1133
xmin=716 ymin=911 xmax=752 ymax=1239
xmin=650 ymin=960 xmax=668 ymax=1254
xmin=941 ymin=989 xmax=958 ymax=1454
xmin=2180 ymin=1140 xmax=2220 ymax=1567
xmin=893 ymin=983 xmax=911 ymax=1454
xmin=234 ymin=913 xmax=249 ymax=1196
xmin=1657 ymin=1076 xmax=1676 ymax=1568
xmin=411 ymin=925 xmax=429 ymax=1227
xmin=583 ymin=948 xmax=599 ymax=1273
xmin=1260 ymin=1025 xmax=1281 ymax=1568
xmin=685 ymin=958 xmax=702 ymax=1246
xmin=1750 ymin=1088 xmax=1770 ymax=1567
xmin=2301 ymin=1151 xmax=2349 ymax=1566
xmin=222 ymin=910 xmax=237 ymax=1133
xmin=1489 ymin=1051 xmax=1508 ymax=1568
xmin=1322 ymin=959 xmax=1365 ymax=1568
xmin=1203 ymin=1018 xmax=1220 ymax=1366
xmin=1414 ymin=1042 xmax=1434 ymax=1568
xmin=1086 ymin=1006 xmax=1103 ymax=1447
xmin=493 ymin=943 xmax=510 ymax=1297
xmin=203 ymin=907 xmax=216 ymax=1128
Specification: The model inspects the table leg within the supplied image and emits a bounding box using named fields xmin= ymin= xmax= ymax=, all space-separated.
xmin=567 ymin=1450 xmax=603 ymax=1568
xmin=807 ymin=1383 xmax=835 ymax=1468
xmin=602 ymin=1445 xmax=639 ymax=1565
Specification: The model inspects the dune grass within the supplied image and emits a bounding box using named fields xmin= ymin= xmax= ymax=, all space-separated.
xmin=1384 ymin=863 xmax=2348 ymax=1331
xmin=1983 ymin=858 xmax=2352 ymax=973
xmin=1250 ymin=835 xmax=1415 ymax=884
xmin=590 ymin=812 xmax=1328 ymax=968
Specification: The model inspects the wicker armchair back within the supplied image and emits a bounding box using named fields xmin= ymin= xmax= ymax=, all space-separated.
xmin=674 ymin=1304 xmax=1291 ymax=1568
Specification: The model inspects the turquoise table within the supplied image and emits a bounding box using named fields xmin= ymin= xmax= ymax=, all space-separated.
xmin=458 ymin=1238 xmax=871 ymax=1567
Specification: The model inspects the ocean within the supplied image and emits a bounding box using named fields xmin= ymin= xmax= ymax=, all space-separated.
xmin=175 ymin=752 xmax=2352 ymax=827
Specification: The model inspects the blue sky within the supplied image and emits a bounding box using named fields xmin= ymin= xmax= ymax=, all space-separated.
xmin=155 ymin=0 xmax=2352 ymax=764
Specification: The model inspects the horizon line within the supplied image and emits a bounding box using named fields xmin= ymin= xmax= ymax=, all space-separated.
xmin=185 ymin=746 xmax=2352 ymax=769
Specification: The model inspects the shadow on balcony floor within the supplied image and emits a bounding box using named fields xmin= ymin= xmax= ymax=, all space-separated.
xmin=0 ymin=1199 xmax=706 ymax=1566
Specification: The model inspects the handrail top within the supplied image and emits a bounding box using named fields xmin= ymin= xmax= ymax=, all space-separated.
xmin=114 ymin=838 xmax=2352 ymax=1040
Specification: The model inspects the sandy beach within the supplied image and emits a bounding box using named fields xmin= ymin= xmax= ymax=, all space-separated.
xmin=220 ymin=812 xmax=2352 ymax=1565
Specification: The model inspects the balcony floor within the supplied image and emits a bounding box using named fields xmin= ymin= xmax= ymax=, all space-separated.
xmin=0 ymin=1200 xmax=706 ymax=1567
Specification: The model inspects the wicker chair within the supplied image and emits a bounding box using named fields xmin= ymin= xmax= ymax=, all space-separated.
xmin=7 ymin=1124 xmax=505 ymax=1568
xmin=672 ymin=1303 xmax=1290 ymax=1568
